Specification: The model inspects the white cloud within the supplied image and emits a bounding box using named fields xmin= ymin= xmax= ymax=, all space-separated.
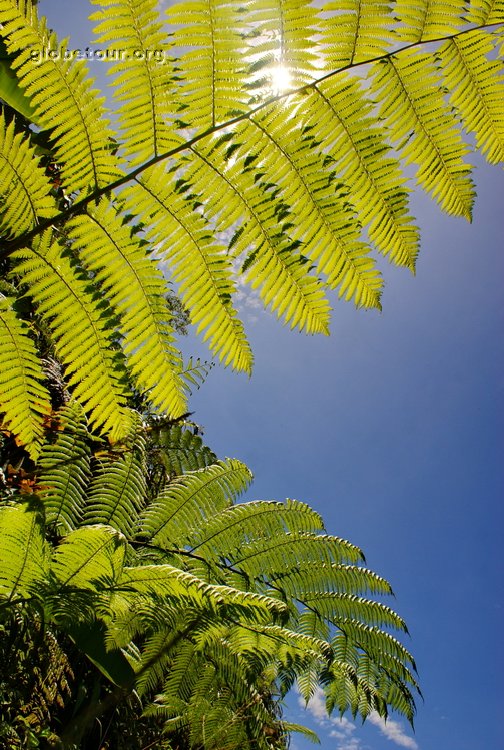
xmin=368 ymin=712 xmax=418 ymax=750
xmin=298 ymin=689 xmax=419 ymax=750
xmin=299 ymin=689 xmax=362 ymax=750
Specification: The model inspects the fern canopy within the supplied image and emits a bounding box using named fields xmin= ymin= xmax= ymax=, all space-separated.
xmin=0 ymin=407 xmax=419 ymax=746
xmin=0 ymin=0 xmax=502 ymax=455
xmin=0 ymin=0 xmax=503 ymax=744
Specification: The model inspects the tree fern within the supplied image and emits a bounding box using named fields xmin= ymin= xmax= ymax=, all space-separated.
xmin=1 ymin=413 xmax=419 ymax=741
xmin=1 ymin=0 xmax=503 ymax=742
xmin=0 ymin=0 xmax=503 ymax=453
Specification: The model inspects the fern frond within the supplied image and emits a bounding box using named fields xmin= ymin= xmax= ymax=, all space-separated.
xmin=229 ymin=532 xmax=363 ymax=579
xmin=238 ymin=106 xmax=384 ymax=310
xmin=89 ymin=0 xmax=183 ymax=165
xmin=185 ymin=138 xmax=333 ymax=332
xmin=395 ymin=0 xmax=466 ymax=42
xmin=0 ymin=112 xmax=55 ymax=238
xmin=124 ymin=169 xmax=253 ymax=372
xmin=50 ymin=524 xmax=126 ymax=591
xmin=139 ymin=459 xmax=253 ymax=547
xmin=0 ymin=0 xmax=121 ymax=193
xmin=333 ymin=620 xmax=416 ymax=672
xmin=37 ymin=402 xmax=91 ymax=532
xmin=0 ymin=295 xmax=50 ymax=458
xmin=320 ymin=0 xmax=395 ymax=69
xmin=0 ymin=501 xmax=48 ymax=601
xmin=150 ymin=423 xmax=217 ymax=476
xmin=84 ymin=413 xmax=147 ymax=535
xmin=373 ymin=50 xmax=475 ymax=218
xmin=466 ymin=0 xmax=504 ymax=24
xmin=270 ymin=562 xmax=393 ymax=598
xmin=181 ymin=356 xmax=214 ymax=395
xmin=167 ymin=0 xmax=249 ymax=131
xmin=308 ymin=79 xmax=419 ymax=271
xmin=439 ymin=28 xmax=504 ymax=164
xmin=118 ymin=564 xmax=286 ymax=621
xmin=11 ymin=231 xmax=129 ymax=438
xmin=303 ymin=592 xmax=406 ymax=631
xmin=189 ymin=499 xmax=325 ymax=556
xmin=243 ymin=0 xmax=321 ymax=89
xmin=67 ymin=199 xmax=187 ymax=417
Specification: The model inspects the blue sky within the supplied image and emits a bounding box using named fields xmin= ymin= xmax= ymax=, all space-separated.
xmin=36 ymin=3 xmax=504 ymax=749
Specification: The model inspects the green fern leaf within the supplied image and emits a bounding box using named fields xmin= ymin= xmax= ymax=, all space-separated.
xmin=0 ymin=112 xmax=56 ymax=238
xmin=140 ymin=459 xmax=253 ymax=547
xmin=439 ymin=29 xmax=504 ymax=164
xmin=0 ymin=295 xmax=50 ymax=458
xmin=84 ymin=413 xmax=147 ymax=535
xmin=320 ymin=0 xmax=395 ymax=68
xmin=124 ymin=169 xmax=253 ymax=372
xmin=11 ymin=231 xmax=130 ymax=439
xmin=0 ymin=501 xmax=48 ymax=601
xmin=373 ymin=50 xmax=475 ymax=219
xmin=150 ymin=423 xmax=217 ymax=476
xmin=466 ymin=0 xmax=504 ymax=24
xmin=185 ymin=139 xmax=333 ymax=331
xmin=37 ymin=402 xmax=91 ymax=532
xmin=0 ymin=1 xmax=121 ymax=193
xmin=308 ymin=78 xmax=419 ymax=271
xmin=189 ymin=499 xmax=325 ymax=557
xmin=50 ymin=524 xmax=126 ymax=591
xmin=89 ymin=0 xmax=183 ymax=165
xmin=167 ymin=0 xmax=251 ymax=131
xmin=395 ymin=0 xmax=466 ymax=42
xmin=67 ymin=199 xmax=187 ymax=417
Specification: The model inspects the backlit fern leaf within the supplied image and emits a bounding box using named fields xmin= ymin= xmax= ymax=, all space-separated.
xmin=0 ymin=111 xmax=55 ymax=238
xmin=0 ymin=294 xmax=50 ymax=458
xmin=373 ymin=50 xmax=476 ymax=218
xmin=89 ymin=0 xmax=183 ymax=165
xmin=11 ymin=231 xmax=129 ymax=439
xmin=236 ymin=109 xmax=383 ymax=310
xmin=466 ymin=0 xmax=504 ymax=24
xmin=0 ymin=0 xmax=121 ymax=193
xmin=124 ymin=168 xmax=253 ymax=372
xmin=67 ymin=199 xmax=187 ymax=418
xmin=304 ymin=78 xmax=419 ymax=272
xmin=167 ymin=0 xmax=249 ymax=130
xmin=395 ymin=0 xmax=467 ymax=42
xmin=243 ymin=0 xmax=321 ymax=89
xmin=439 ymin=28 xmax=504 ymax=164
xmin=184 ymin=139 xmax=333 ymax=332
xmin=320 ymin=0 xmax=395 ymax=68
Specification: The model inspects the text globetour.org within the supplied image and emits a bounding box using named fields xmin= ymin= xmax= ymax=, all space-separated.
xmin=29 ymin=47 xmax=170 ymax=64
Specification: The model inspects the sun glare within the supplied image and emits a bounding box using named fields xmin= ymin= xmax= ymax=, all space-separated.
xmin=271 ymin=64 xmax=292 ymax=94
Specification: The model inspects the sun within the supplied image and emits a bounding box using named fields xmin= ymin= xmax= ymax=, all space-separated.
xmin=270 ymin=64 xmax=292 ymax=94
